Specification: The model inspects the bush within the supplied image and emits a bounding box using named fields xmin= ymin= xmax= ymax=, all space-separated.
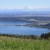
xmin=40 ymin=32 xmax=50 ymax=39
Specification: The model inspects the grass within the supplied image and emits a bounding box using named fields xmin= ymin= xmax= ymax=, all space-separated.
xmin=0 ymin=36 xmax=50 ymax=50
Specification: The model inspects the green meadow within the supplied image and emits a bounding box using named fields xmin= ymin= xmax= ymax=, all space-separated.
xmin=0 ymin=36 xmax=50 ymax=50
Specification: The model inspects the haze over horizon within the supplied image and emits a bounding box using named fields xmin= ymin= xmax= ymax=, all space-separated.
xmin=0 ymin=0 xmax=50 ymax=10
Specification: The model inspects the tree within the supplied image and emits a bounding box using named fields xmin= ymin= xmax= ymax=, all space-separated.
xmin=40 ymin=32 xmax=50 ymax=39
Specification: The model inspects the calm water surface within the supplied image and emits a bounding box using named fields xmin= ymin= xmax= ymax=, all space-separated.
xmin=0 ymin=22 xmax=50 ymax=35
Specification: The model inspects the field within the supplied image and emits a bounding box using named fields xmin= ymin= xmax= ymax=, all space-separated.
xmin=0 ymin=36 xmax=50 ymax=50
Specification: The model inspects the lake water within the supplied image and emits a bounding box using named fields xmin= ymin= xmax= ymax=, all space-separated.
xmin=0 ymin=22 xmax=50 ymax=35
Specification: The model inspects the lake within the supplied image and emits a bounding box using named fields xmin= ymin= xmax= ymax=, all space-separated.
xmin=0 ymin=22 xmax=50 ymax=35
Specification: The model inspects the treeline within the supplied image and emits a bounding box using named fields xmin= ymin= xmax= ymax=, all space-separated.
xmin=0 ymin=34 xmax=37 ymax=39
xmin=40 ymin=32 xmax=50 ymax=39
xmin=0 ymin=32 xmax=50 ymax=39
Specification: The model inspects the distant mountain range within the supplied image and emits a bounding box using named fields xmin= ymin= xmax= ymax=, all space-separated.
xmin=0 ymin=9 xmax=50 ymax=28
xmin=0 ymin=9 xmax=50 ymax=17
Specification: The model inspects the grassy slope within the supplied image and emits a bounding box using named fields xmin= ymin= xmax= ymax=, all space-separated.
xmin=0 ymin=36 xmax=50 ymax=50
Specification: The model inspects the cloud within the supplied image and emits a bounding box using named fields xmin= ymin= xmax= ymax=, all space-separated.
xmin=0 ymin=5 xmax=50 ymax=10
xmin=0 ymin=6 xmax=24 ymax=10
xmin=24 ymin=6 xmax=50 ymax=10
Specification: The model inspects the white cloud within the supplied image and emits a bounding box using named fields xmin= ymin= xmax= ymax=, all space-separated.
xmin=0 ymin=6 xmax=24 ymax=10
xmin=24 ymin=5 xmax=50 ymax=10
xmin=0 ymin=5 xmax=50 ymax=10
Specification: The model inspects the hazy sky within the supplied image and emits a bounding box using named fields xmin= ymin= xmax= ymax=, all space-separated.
xmin=0 ymin=0 xmax=50 ymax=10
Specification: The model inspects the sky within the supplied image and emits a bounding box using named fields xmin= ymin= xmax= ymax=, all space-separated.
xmin=0 ymin=0 xmax=50 ymax=10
